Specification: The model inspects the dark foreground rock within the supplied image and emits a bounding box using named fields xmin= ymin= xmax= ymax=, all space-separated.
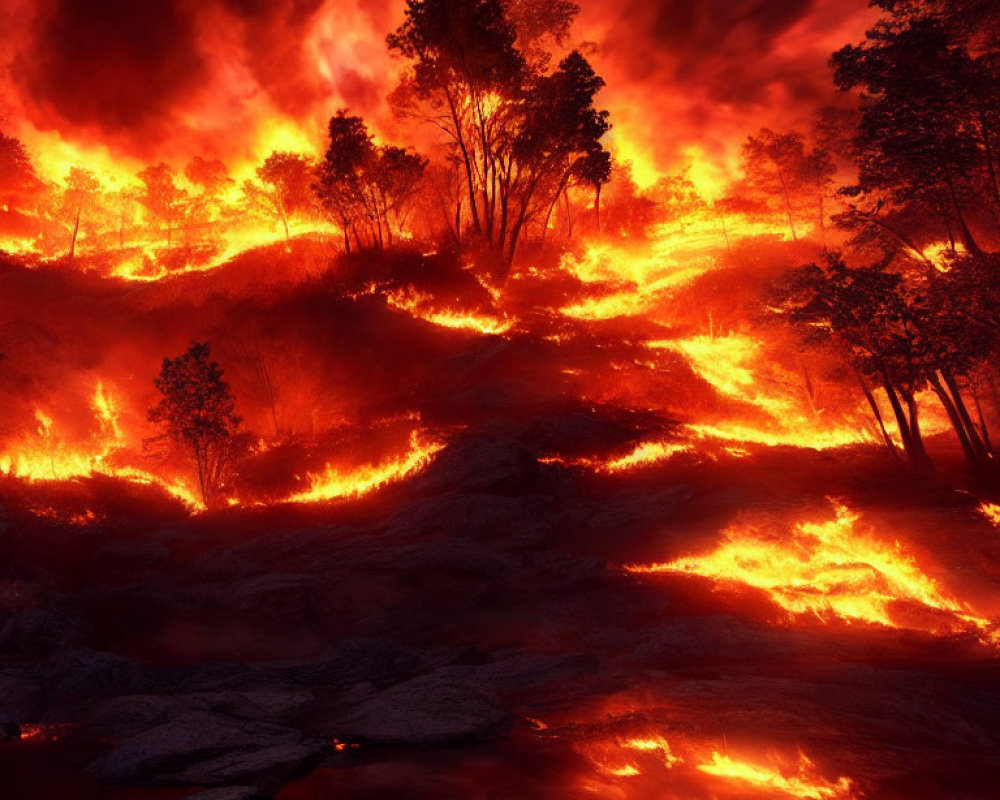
xmin=89 ymin=710 xmax=329 ymax=786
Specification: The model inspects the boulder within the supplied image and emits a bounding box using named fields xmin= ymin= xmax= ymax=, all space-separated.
xmin=89 ymin=710 xmax=328 ymax=786
xmin=330 ymin=668 xmax=509 ymax=745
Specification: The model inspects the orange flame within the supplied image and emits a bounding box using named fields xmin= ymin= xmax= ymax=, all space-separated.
xmin=627 ymin=501 xmax=998 ymax=643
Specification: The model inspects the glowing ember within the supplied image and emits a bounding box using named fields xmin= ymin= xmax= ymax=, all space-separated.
xmin=626 ymin=501 xmax=998 ymax=641
xmin=16 ymin=723 xmax=76 ymax=743
xmin=574 ymin=726 xmax=856 ymax=800
xmin=541 ymin=438 xmax=689 ymax=473
xmin=385 ymin=288 xmax=512 ymax=335
xmin=287 ymin=432 xmax=444 ymax=503
xmin=980 ymin=503 xmax=1000 ymax=528
xmin=0 ymin=383 xmax=202 ymax=508
xmin=697 ymin=752 xmax=854 ymax=799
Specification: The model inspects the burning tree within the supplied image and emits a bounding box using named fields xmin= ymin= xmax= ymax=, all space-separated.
xmin=314 ymin=111 xmax=427 ymax=252
xmin=148 ymin=342 xmax=242 ymax=507
xmin=0 ymin=130 xmax=44 ymax=238
xmin=137 ymin=163 xmax=189 ymax=247
xmin=774 ymin=250 xmax=999 ymax=474
xmin=387 ymin=0 xmax=611 ymax=269
xmin=58 ymin=167 xmax=103 ymax=258
xmin=243 ymin=151 xmax=316 ymax=241
xmin=740 ymin=128 xmax=835 ymax=242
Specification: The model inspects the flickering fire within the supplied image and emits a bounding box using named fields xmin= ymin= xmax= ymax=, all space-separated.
xmin=287 ymin=431 xmax=444 ymax=503
xmin=541 ymin=438 xmax=690 ymax=473
xmin=980 ymin=503 xmax=1000 ymax=528
xmin=385 ymin=288 xmax=512 ymax=335
xmin=627 ymin=501 xmax=998 ymax=643
xmin=0 ymin=382 xmax=201 ymax=508
xmin=697 ymin=752 xmax=854 ymax=799
xmin=573 ymin=724 xmax=856 ymax=800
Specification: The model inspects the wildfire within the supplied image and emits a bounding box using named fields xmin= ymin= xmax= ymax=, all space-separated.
xmin=626 ymin=501 xmax=998 ymax=642
xmin=980 ymin=503 xmax=1000 ymax=528
xmin=0 ymin=383 xmax=201 ymax=508
xmin=385 ymin=287 xmax=512 ymax=335
xmin=541 ymin=438 xmax=690 ymax=473
xmin=644 ymin=333 xmax=875 ymax=451
xmin=287 ymin=431 xmax=444 ymax=503
xmin=573 ymin=725 xmax=856 ymax=800
xmin=697 ymin=752 xmax=854 ymax=799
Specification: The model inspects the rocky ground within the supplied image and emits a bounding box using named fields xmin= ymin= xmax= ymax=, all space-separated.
xmin=3 ymin=421 xmax=1000 ymax=799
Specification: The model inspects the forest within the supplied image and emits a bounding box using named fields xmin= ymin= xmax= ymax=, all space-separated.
xmin=3 ymin=1 xmax=1000 ymax=799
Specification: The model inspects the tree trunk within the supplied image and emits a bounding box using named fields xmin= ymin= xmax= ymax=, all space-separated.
xmin=928 ymin=371 xmax=986 ymax=470
xmin=944 ymin=173 xmax=983 ymax=255
xmin=854 ymin=368 xmax=898 ymax=457
xmin=972 ymin=384 xmax=995 ymax=458
xmin=775 ymin=166 xmax=798 ymax=241
xmin=941 ymin=369 xmax=990 ymax=459
xmin=882 ymin=372 xmax=930 ymax=469
xmin=69 ymin=208 xmax=80 ymax=259
xmin=595 ymin=183 xmax=602 ymax=234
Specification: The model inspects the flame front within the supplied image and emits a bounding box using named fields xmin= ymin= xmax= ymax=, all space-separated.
xmin=627 ymin=501 xmax=997 ymax=642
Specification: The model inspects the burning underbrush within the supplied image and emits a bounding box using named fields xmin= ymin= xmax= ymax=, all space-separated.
xmin=563 ymin=723 xmax=857 ymax=799
xmin=626 ymin=500 xmax=1000 ymax=647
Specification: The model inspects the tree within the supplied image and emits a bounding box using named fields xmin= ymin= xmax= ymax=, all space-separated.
xmin=137 ymin=163 xmax=188 ymax=247
xmin=314 ymin=111 xmax=427 ymax=252
xmin=59 ymin=167 xmax=103 ymax=258
xmin=185 ymin=157 xmax=232 ymax=242
xmin=741 ymin=128 xmax=833 ymax=242
xmin=832 ymin=5 xmax=1000 ymax=257
xmin=244 ymin=151 xmax=316 ymax=241
xmin=774 ymin=249 xmax=1000 ymax=474
xmin=148 ymin=342 xmax=242 ymax=507
xmin=387 ymin=0 xmax=610 ymax=268
xmin=0 ymin=131 xmax=42 ymax=214
xmin=572 ymin=147 xmax=611 ymax=233
xmin=773 ymin=253 xmax=933 ymax=470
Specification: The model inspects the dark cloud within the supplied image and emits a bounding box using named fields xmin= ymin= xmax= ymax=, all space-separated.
xmin=12 ymin=0 xmax=207 ymax=132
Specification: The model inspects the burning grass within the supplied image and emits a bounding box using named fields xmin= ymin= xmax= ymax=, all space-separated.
xmin=627 ymin=500 xmax=1000 ymax=644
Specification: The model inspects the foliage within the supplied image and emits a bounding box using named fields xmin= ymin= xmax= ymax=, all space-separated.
xmin=148 ymin=342 xmax=242 ymax=506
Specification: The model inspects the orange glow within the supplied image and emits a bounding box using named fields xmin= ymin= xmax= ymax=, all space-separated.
xmin=385 ymin=288 xmax=512 ymax=335
xmin=541 ymin=438 xmax=690 ymax=473
xmin=0 ymin=383 xmax=202 ymax=508
xmin=627 ymin=501 xmax=998 ymax=642
xmin=574 ymin=727 xmax=856 ymax=800
xmin=287 ymin=431 xmax=444 ymax=503
xmin=697 ymin=752 xmax=854 ymax=799
xmin=980 ymin=503 xmax=1000 ymax=527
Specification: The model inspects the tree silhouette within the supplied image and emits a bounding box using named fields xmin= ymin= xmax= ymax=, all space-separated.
xmin=0 ymin=131 xmax=43 ymax=227
xmin=244 ymin=151 xmax=316 ymax=241
xmin=137 ymin=163 xmax=188 ymax=247
xmin=741 ymin=129 xmax=833 ymax=242
xmin=833 ymin=4 xmax=1000 ymax=258
xmin=314 ymin=111 xmax=427 ymax=252
xmin=148 ymin=342 xmax=242 ymax=507
xmin=388 ymin=0 xmax=609 ymax=268
xmin=59 ymin=167 xmax=103 ymax=258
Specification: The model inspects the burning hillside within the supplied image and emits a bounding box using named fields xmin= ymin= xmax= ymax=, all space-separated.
xmin=4 ymin=1 xmax=1000 ymax=799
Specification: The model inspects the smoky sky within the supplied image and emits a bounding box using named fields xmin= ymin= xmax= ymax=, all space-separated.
xmin=578 ymin=0 xmax=876 ymax=168
xmin=0 ymin=0 xmax=875 ymax=171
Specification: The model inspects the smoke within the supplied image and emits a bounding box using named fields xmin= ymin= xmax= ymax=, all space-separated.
xmin=0 ymin=0 xmax=874 ymax=178
xmin=576 ymin=0 xmax=878 ymax=182
xmin=2 ymin=0 xmax=402 ymax=169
